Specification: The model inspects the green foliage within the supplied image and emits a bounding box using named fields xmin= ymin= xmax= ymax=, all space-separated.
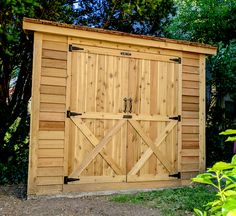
xmin=75 ymin=0 xmax=175 ymax=35
xmin=0 ymin=0 xmax=77 ymax=184
xmin=165 ymin=0 xmax=236 ymax=166
xmin=111 ymin=186 xmax=216 ymax=216
xmin=192 ymin=155 xmax=236 ymax=216
xmin=220 ymin=129 xmax=236 ymax=142
xmin=165 ymin=0 xmax=236 ymax=44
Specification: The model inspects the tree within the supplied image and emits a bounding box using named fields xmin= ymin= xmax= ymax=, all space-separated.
xmin=0 ymin=0 xmax=77 ymax=183
xmin=0 ymin=0 xmax=175 ymax=183
xmin=74 ymin=0 xmax=175 ymax=35
xmin=164 ymin=0 xmax=236 ymax=165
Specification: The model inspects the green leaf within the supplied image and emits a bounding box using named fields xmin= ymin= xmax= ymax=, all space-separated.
xmin=224 ymin=190 xmax=236 ymax=197
xmin=227 ymin=209 xmax=236 ymax=216
xmin=224 ymin=183 xmax=236 ymax=191
xmin=220 ymin=129 xmax=236 ymax=136
xmin=222 ymin=198 xmax=236 ymax=216
xmin=194 ymin=208 xmax=207 ymax=216
xmin=232 ymin=156 xmax=236 ymax=165
xmin=212 ymin=162 xmax=234 ymax=171
xmin=226 ymin=137 xmax=236 ymax=142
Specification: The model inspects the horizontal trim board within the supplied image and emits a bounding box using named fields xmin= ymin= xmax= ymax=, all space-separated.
xmin=43 ymin=33 xmax=67 ymax=42
xmin=72 ymin=44 xmax=180 ymax=62
xmin=182 ymin=88 xmax=199 ymax=96
xmin=39 ymin=112 xmax=65 ymax=121
xmin=41 ymin=76 xmax=67 ymax=86
xmin=39 ymin=131 xmax=65 ymax=140
xmin=38 ymin=158 xmax=64 ymax=167
xmin=182 ymin=133 xmax=199 ymax=141
xmin=40 ymin=103 xmax=66 ymax=113
xmin=182 ymin=141 xmax=199 ymax=149
xmin=182 ymin=81 xmax=199 ymax=89
xmin=182 ymin=111 xmax=199 ymax=119
xmin=41 ymin=67 xmax=67 ymax=78
xmin=63 ymin=180 xmax=184 ymax=193
xmin=182 ymin=156 xmax=199 ymax=164
xmin=181 ymin=149 xmax=199 ymax=156
xmin=38 ymin=139 xmax=64 ymax=149
xmin=36 ymin=185 xmax=62 ymax=195
xmin=182 ymin=96 xmax=199 ymax=104
xmin=182 ymin=58 xmax=199 ymax=67
xmin=182 ymin=52 xmax=199 ymax=59
xmin=23 ymin=19 xmax=217 ymax=55
xmin=181 ymin=163 xmax=199 ymax=172
xmin=182 ymin=126 xmax=199 ymax=134
xmin=182 ymin=73 xmax=199 ymax=82
xmin=43 ymin=40 xmax=67 ymax=51
xmin=38 ymin=149 xmax=64 ymax=158
xmin=37 ymin=176 xmax=64 ymax=185
xmin=40 ymin=94 xmax=66 ymax=104
xmin=42 ymin=58 xmax=67 ymax=69
xmin=42 ymin=49 xmax=67 ymax=60
xmin=182 ymin=118 xmax=199 ymax=126
xmin=183 ymin=66 xmax=199 ymax=74
xmin=39 ymin=121 xmax=65 ymax=131
xmin=37 ymin=167 xmax=64 ymax=177
xmin=40 ymin=85 xmax=66 ymax=95
xmin=71 ymin=176 xmax=126 ymax=184
xmin=182 ymin=103 xmax=199 ymax=112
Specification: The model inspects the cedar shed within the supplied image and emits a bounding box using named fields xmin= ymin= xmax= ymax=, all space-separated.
xmin=23 ymin=18 xmax=217 ymax=196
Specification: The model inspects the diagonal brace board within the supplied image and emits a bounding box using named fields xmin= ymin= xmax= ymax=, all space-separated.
xmin=69 ymin=120 xmax=126 ymax=178
xmin=71 ymin=118 xmax=124 ymax=175
xmin=128 ymin=120 xmax=177 ymax=174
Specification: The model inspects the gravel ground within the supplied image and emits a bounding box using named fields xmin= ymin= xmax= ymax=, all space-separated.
xmin=0 ymin=185 xmax=161 ymax=216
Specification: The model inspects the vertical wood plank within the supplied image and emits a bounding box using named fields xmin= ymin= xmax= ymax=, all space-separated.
xmin=199 ymin=55 xmax=206 ymax=172
xmin=178 ymin=56 xmax=183 ymax=173
xmin=28 ymin=32 xmax=43 ymax=195
xmin=63 ymin=37 xmax=70 ymax=179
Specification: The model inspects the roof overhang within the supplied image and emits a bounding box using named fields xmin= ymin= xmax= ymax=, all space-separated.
xmin=23 ymin=18 xmax=217 ymax=55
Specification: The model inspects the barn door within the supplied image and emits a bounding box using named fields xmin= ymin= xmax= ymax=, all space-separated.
xmin=126 ymin=58 xmax=180 ymax=182
xmin=67 ymin=44 xmax=180 ymax=184
xmin=67 ymin=45 xmax=129 ymax=184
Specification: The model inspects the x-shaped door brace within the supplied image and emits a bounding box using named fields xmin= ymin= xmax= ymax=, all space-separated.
xmin=69 ymin=118 xmax=177 ymax=178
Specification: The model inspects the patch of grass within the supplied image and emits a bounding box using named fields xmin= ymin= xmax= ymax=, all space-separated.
xmin=111 ymin=185 xmax=216 ymax=216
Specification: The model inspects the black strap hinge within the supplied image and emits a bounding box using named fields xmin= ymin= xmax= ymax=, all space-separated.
xmin=169 ymin=115 xmax=181 ymax=122
xmin=170 ymin=57 xmax=181 ymax=64
xmin=69 ymin=44 xmax=84 ymax=52
xmin=169 ymin=172 xmax=181 ymax=179
xmin=67 ymin=110 xmax=82 ymax=118
xmin=64 ymin=176 xmax=80 ymax=184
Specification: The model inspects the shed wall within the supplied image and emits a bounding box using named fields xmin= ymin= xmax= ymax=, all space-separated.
xmin=28 ymin=32 xmax=206 ymax=195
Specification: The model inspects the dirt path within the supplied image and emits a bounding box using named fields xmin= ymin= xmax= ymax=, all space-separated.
xmin=0 ymin=185 xmax=161 ymax=216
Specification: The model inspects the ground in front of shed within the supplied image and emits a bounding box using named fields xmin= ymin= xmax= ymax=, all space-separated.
xmin=0 ymin=184 xmax=160 ymax=216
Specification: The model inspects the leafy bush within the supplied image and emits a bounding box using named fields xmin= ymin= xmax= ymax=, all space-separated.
xmin=192 ymin=129 xmax=236 ymax=216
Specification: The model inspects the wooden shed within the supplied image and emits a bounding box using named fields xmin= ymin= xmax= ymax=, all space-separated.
xmin=23 ymin=18 xmax=217 ymax=196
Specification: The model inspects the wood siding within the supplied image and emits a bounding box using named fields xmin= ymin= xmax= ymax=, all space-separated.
xmin=26 ymin=27 xmax=213 ymax=195
xmin=30 ymin=33 xmax=68 ymax=194
xmin=181 ymin=52 xmax=201 ymax=176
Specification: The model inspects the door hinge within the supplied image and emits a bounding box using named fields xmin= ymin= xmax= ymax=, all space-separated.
xmin=69 ymin=44 xmax=84 ymax=52
xmin=169 ymin=115 xmax=181 ymax=122
xmin=169 ymin=172 xmax=181 ymax=179
xmin=64 ymin=176 xmax=80 ymax=184
xmin=169 ymin=57 xmax=181 ymax=64
xmin=67 ymin=110 xmax=82 ymax=118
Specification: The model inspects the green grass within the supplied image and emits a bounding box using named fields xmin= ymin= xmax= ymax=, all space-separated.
xmin=110 ymin=185 xmax=216 ymax=216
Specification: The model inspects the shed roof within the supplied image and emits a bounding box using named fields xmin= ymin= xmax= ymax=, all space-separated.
xmin=23 ymin=18 xmax=217 ymax=55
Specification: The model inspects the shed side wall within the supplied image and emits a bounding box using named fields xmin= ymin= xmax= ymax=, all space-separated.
xmin=30 ymin=33 xmax=68 ymax=195
xmin=181 ymin=52 xmax=202 ymax=178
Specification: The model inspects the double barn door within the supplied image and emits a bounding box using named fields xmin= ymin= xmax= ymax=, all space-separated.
xmin=67 ymin=44 xmax=180 ymax=184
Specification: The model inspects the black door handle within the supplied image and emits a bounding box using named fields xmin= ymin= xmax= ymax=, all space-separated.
xmin=123 ymin=98 xmax=127 ymax=113
xmin=129 ymin=98 xmax=132 ymax=113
